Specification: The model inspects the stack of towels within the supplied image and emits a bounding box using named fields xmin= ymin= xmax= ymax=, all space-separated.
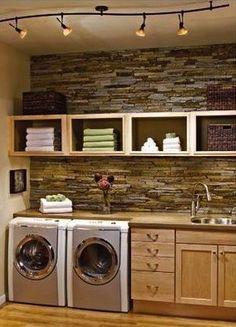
xmin=141 ymin=137 xmax=159 ymax=152
xmin=39 ymin=194 xmax=73 ymax=213
xmin=163 ymin=133 xmax=182 ymax=152
xmin=82 ymin=128 xmax=118 ymax=151
xmin=25 ymin=127 xmax=58 ymax=152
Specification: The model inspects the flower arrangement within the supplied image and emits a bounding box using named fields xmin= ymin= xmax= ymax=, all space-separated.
xmin=94 ymin=173 xmax=114 ymax=214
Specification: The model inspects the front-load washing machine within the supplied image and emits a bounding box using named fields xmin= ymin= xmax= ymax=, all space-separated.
xmin=8 ymin=217 xmax=69 ymax=306
xmin=67 ymin=219 xmax=129 ymax=312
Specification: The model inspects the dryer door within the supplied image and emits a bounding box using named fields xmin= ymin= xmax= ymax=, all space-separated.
xmin=74 ymin=237 xmax=119 ymax=285
xmin=15 ymin=234 xmax=56 ymax=280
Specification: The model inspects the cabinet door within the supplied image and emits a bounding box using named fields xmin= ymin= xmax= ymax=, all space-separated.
xmin=218 ymin=245 xmax=236 ymax=308
xmin=176 ymin=244 xmax=217 ymax=305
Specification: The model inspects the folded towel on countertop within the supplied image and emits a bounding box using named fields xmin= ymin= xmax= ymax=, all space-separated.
xmin=82 ymin=147 xmax=117 ymax=151
xmin=40 ymin=198 xmax=72 ymax=209
xmin=163 ymin=137 xmax=180 ymax=145
xmin=83 ymin=141 xmax=117 ymax=148
xmin=39 ymin=207 xmax=73 ymax=214
xmin=26 ymin=133 xmax=54 ymax=141
xmin=26 ymin=139 xmax=54 ymax=147
xmin=83 ymin=128 xmax=115 ymax=136
xmin=83 ymin=134 xmax=117 ymax=142
xmin=163 ymin=148 xmax=182 ymax=152
xmin=25 ymin=146 xmax=54 ymax=151
xmin=26 ymin=127 xmax=54 ymax=134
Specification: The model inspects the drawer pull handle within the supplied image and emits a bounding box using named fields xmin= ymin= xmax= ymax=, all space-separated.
xmin=146 ymin=263 xmax=158 ymax=271
xmin=147 ymin=233 xmax=159 ymax=242
xmin=146 ymin=285 xmax=159 ymax=295
xmin=147 ymin=248 xmax=159 ymax=257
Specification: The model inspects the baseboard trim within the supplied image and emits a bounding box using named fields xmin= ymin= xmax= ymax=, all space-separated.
xmin=0 ymin=294 xmax=6 ymax=306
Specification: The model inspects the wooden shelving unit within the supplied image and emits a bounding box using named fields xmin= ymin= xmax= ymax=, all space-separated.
xmin=67 ymin=113 xmax=126 ymax=156
xmin=8 ymin=115 xmax=68 ymax=156
xmin=8 ymin=111 xmax=236 ymax=157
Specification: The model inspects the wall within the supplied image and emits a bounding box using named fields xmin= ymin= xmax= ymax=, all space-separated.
xmin=0 ymin=42 xmax=30 ymax=301
xmin=30 ymin=44 xmax=236 ymax=214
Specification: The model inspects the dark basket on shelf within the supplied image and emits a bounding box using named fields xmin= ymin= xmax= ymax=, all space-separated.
xmin=23 ymin=91 xmax=67 ymax=115
xmin=207 ymin=84 xmax=236 ymax=110
xmin=207 ymin=124 xmax=236 ymax=151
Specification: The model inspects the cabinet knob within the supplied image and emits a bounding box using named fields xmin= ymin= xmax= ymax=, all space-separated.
xmin=146 ymin=285 xmax=159 ymax=295
xmin=146 ymin=263 xmax=158 ymax=271
xmin=146 ymin=233 xmax=159 ymax=242
xmin=147 ymin=248 xmax=159 ymax=257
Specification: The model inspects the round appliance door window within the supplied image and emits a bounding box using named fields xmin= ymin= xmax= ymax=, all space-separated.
xmin=74 ymin=237 xmax=119 ymax=285
xmin=15 ymin=234 xmax=55 ymax=280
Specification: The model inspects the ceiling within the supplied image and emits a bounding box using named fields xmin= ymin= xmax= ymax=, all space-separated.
xmin=0 ymin=0 xmax=235 ymax=55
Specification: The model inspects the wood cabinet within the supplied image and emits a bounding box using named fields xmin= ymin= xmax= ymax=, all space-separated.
xmin=8 ymin=110 xmax=236 ymax=156
xmin=176 ymin=230 xmax=236 ymax=308
xmin=131 ymin=228 xmax=175 ymax=303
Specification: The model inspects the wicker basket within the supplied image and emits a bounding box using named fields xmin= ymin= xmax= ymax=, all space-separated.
xmin=23 ymin=91 xmax=66 ymax=115
xmin=207 ymin=84 xmax=236 ymax=110
xmin=207 ymin=124 xmax=236 ymax=151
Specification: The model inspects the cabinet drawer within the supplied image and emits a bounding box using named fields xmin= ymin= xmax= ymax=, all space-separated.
xmin=132 ymin=256 xmax=174 ymax=272
xmin=132 ymin=271 xmax=174 ymax=302
xmin=132 ymin=228 xmax=174 ymax=243
xmin=132 ymin=242 xmax=174 ymax=257
xmin=176 ymin=230 xmax=236 ymax=245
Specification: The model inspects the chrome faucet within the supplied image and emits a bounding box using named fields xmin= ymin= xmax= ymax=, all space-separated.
xmin=191 ymin=182 xmax=211 ymax=217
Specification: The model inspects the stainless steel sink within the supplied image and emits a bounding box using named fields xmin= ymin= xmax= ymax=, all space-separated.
xmin=191 ymin=217 xmax=236 ymax=225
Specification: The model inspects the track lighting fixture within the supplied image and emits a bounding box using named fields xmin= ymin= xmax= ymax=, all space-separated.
xmin=177 ymin=11 xmax=188 ymax=36
xmin=9 ymin=17 xmax=27 ymax=39
xmin=56 ymin=13 xmax=72 ymax=36
xmin=136 ymin=13 xmax=146 ymax=37
xmin=1 ymin=2 xmax=229 ymax=39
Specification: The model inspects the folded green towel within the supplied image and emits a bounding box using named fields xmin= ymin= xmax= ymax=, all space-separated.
xmin=83 ymin=134 xmax=117 ymax=142
xmin=82 ymin=147 xmax=117 ymax=151
xmin=83 ymin=141 xmax=117 ymax=148
xmin=83 ymin=128 xmax=115 ymax=136
xmin=46 ymin=193 xmax=66 ymax=202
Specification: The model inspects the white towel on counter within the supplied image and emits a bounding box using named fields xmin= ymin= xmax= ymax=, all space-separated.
xmin=163 ymin=144 xmax=182 ymax=150
xmin=40 ymin=198 xmax=72 ymax=209
xmin=163 ymin=137 xmax=180 ymax=145
xmin=26 ymin=139 xmax=54 ymax=147
xmin=25 ymin=146 xmax=54 ymax=151
xmin=39 ymin=207 xmax=73 ymax=214
xmin=163 ymin=148 xmax=182 ymax=152
xmin=26 ymin=127 xmax=54 ymax=134
xmin=26 ymin=133 xmax=54 ymax=141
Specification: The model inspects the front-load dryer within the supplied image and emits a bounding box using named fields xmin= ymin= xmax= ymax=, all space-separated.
xmin=67 ymin=219 xmax=129 ymax=312
xmin=8 ymin=217 xmax=69 ymax=306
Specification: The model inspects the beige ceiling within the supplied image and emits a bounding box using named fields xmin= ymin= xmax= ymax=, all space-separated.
xmin=0 ymin=0 xmax=235 ymax=55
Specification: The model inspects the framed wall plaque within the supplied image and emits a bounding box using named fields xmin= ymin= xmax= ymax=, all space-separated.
xmin=10 ymin=169 xmax=27 ymax=194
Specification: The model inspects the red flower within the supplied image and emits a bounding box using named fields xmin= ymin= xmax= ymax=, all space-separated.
xmin=98 ymin=178 xmax=111 ymax=190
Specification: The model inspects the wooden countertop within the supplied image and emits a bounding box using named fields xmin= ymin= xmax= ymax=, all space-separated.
xmin=14 ymin=209 xmax=236 ymax=231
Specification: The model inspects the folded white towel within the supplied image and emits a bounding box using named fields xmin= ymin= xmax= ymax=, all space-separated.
xmin=163 ymin=137 xmax=180 ymax=145
xmin=39 ymin=207 xmax=73 ymax=214
xmin=26 ymin=127 xmax=54 ymax=134
xmin=40 ymin=198 xmax=72 ymax=209
xmin=25 ymin=146 xmax=54 ymax=151
xmin=26 ymin=139 xmax=54 ymax=147
xmin=163 ymin=144 xmax=182 ymax=150
xmin=163 ymin=148 xmax=182 ymax=152
xmin=26 ymin=133 xmax=54 ymax=141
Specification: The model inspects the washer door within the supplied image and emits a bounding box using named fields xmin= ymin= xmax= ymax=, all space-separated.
xmin=15 ymin=234 xmax=56 ymax=280
xmin=74 ymin=237 xmax=119 ymax=285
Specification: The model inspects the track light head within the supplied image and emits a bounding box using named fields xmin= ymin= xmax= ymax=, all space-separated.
xmin=136 ymin=13 xmax=146 ymax=37
xmin=57 ymin=14 xmax=72 ymax=36
xmin=177 ymin=12 xmax=188 ymax=36
xmin=9 ymin=18 xmax=27 ymax=39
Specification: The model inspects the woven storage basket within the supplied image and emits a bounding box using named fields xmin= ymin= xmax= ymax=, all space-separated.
xmin=207 ymin=124 xmax=236 ymax=151
xmin=207 ymin=85 xmax=236 ymax=110
xmin=23 ymin=91 xmax=66 ymax=115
